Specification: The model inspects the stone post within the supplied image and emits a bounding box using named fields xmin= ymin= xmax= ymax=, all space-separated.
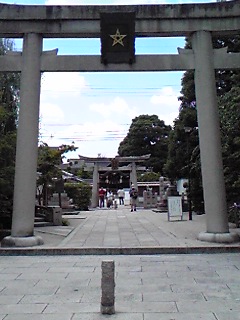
xmin=101 ymin=260 xmax=115 ymax=315
xmin=192 ymin=31 xmax=238 ymax=243
xmin=91 ymin=163 xmax=99 ymax=208
xmin=143 ymin=189 xmax=153 ymax=208
xmin=159 ymin=176 xmax=165 ymax=205
xmin=153 ymin=192 xmax=158 ymax=207
xmin=143 ymin=190 xmax=148 ymax=209
xmin=1 ymin=33 xmax=44 ymax=247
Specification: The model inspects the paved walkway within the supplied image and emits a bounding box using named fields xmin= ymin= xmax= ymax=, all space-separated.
xmin=0 ymin=253 xmax=240 ymax=319
xmin=29 ymin=206 xmax=240 ymax=253
xmin=0 ymin=207 xmax=240 ymax=319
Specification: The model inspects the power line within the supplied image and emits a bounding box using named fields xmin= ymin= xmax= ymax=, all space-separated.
xmin=43 ymin=123 xmax=130 ymax=126
xmin=40 ymin=135 xmax=127 ymax=141
xmin=41 ymin=85 xmax=182 ymax=96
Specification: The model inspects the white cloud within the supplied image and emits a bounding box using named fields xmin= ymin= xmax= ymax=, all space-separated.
xmin=59 ymin=121 xmax=122 ymax=142
xmin=41 ymin=72 xmax=88 ymax=98
xmin=40 ymin=102 xmax=65 ymax=124
xmin=150 ymin=86 xmax=178 ymax=106
xmin=89 ymin=96 xmax=137 ymax=119
xmin=150 ymin=86 xmax=180 ymax=125
xmin=160 ymin=111 xmax=179 ymax=126
xmin=42 ymin=120 xmax=127 ymax=158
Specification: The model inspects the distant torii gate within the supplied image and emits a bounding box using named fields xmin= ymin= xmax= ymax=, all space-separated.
xmin=1 ymin=1 xmax=240 ymax=247
xmin=77 ymin=155 xmax=150 ymax=207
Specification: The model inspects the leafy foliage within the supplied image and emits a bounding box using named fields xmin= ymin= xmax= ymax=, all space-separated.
xmin=163 ymin=107 xmax=198 ymax=180
xmin=64 ymin=182 xmax=91 ymax=211
xmin=219 ymin=73 xmax=240 ymax=204
xmin=163 ymin=107 xmax=204 ymax=212
xmin=0 ymin=39 xmax=20 ymax=226
xmin=179 ymin=35 xmax=240 ymax=104
xmin=118 ymin=114 xmax=171 ymax=173
xmin=214 ymin=35 xmax=240 ymax=97
xmin=37 ymin=143 xmax=77 ymax=205
xmin=65 ymin=164 xmax=92 ymax=179
xmin=137 ymin=171 xmax=160 ymax=182
xmin=166 ymin=35 xmax=240 ymax=213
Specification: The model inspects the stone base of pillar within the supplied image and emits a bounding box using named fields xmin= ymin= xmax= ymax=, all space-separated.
xmin=198 ymin=231 xmax=239 ymax=243
xmin=101 ymin=305 xmax=115 ymax=315
xmin=1 ymin=235 xmax=44 ymax=247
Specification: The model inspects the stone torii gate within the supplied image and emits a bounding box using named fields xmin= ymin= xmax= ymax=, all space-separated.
xmin=87 ymin=155 xmax=150 ymax=207
xmin=1 ymin=1 xmax=240 ymax=247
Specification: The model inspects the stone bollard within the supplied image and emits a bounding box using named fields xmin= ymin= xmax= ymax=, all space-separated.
xmin=101 ymin=260 xmax=115 ymax=314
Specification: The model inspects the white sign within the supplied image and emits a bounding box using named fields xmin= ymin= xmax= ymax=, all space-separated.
xmin=167 ymin=196 xmax=183 ymax=221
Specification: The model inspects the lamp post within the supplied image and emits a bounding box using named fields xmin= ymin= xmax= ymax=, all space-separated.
xmin=184 ymin=127 xmax=193 ymax=221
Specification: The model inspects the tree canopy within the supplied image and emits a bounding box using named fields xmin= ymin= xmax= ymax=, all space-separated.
xmin=219 ymin=73 xmax=240 ymax=204
xmin=37 ymin=143 xmax=77 ymax=205
xmin=164 ymin=34 xmax=240 ymax=211
xmin=163 ymin=107 xmax=198 ymax=181
xmin=118 ymin=114 xmax=171 ymax=173
xmin=0 ymin=39 xmax=20 ymax=224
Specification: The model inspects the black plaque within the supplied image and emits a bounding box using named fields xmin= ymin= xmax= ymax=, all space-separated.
xmin=55 ymin=178 xmax=64 ymax=193
xmin=100 ymin=12 xmax=135 ymax=64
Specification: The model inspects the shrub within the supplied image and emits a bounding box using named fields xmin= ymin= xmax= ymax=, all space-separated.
xmin=64 ymin=182 xmax=91 ymax=211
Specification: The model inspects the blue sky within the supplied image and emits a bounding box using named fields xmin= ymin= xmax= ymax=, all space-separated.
xmin=4 ymin=0 xmax=215 ymax=160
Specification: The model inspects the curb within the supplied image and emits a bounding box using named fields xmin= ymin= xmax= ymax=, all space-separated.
xmin=0 ymin=246 xmax=239 ymax=256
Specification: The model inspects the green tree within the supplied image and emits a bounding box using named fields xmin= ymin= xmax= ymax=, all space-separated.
xmin=163 ymin=107 xmax=204 ymax=212
xmin=37 ymin=143 xmax=77 ymax=205
xmin=214 ymin=35 xmax=240 ymax=97
xmin=118 ymin=114 xmax=171 ymax=173
xmin=137 ymin=171 xmax=160 ymax=182
xmin=219 ymin=73 xmax=240 ymax=204
xmin=65 ymin=163 xmax=92 ymax=180
xmin=167 ymin=34 xmax=240 ymax=213
xmin=64 ymin=182 xmax=91 ymax=211
xmin=164 ymin=107 xmax=198 ymax=182
xmin=179 ymin=35 xmax=240 ymax=106
xmin=0 ymin=39 xmax=20 ymax=228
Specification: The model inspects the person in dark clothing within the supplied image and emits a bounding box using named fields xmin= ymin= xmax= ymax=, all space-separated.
xmin=129 ymin=185 xmax=138 ymax=212
xmin=99 ymin=187 xmax=106 ymax=208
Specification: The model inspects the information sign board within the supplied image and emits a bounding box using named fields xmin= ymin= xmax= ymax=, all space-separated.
xmin=167 ymin=196 xmax=183 ymax=221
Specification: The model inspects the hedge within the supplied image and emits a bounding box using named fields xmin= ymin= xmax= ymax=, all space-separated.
xmin=64 ymin=182 xmax=91 ymax=211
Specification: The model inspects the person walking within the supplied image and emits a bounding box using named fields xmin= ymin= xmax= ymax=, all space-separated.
xmin=117 ymin=188 xmax=125 ymax=205
xmin=107 ymin=191 xmax=113 ymax=208
xmin=129 ymin=185 xmax=138 ymax=212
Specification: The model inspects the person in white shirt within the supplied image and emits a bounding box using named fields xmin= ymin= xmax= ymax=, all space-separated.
xmin=117 ymin=188 xmax=125 ymax=205
xmin=107 ymin=191 xmax=113 ymax=208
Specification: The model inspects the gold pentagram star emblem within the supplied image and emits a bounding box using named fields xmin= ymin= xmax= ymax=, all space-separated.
xmin=110 ymin=29 xmax=127 ymax=47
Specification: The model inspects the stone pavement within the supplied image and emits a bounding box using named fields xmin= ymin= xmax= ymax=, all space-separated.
xmin=22 ymin=206 xmax=240 ymax=253
xmin=0 ymin=206 xmax=240 ymax=319
xmin=0 ymin=253 xmax=240 ymax=319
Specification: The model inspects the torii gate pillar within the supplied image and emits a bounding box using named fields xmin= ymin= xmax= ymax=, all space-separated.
xmin=192 ymin=31 xmax=238 ymax=243
xmin=1 ymin=33 xmax=44 ymax=247
xmin=130 ymin=162 xmax=138 ymax=189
